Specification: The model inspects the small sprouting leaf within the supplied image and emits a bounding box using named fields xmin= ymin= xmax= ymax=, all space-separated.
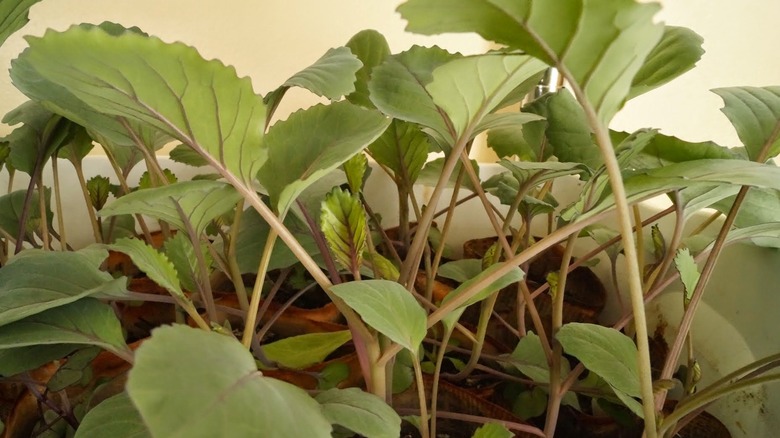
xmin=262 ymin=331 xmax=352 ymax=370
xmin=713 ymin=86 xmax=780 ymax=161
xmin=651 ymin=224 xmax=666 ymax=261
xmin=169 ymin=143 xmax=209 ymax=167
xmin=363 ymin=252 xmax=400 ymax=281
xmin=0 ymin=249 xmax=127 ymax=325
xmin=557 ymin=323 xmax=640 ymax=398
xmin=513 ymin=387 xmax=548 ymax=421
xmin=0 ymin=299 xmax=129 ymax=357
xmin=426 ymin=53 xmax=547 ymax=140
xmin=316 ymin=387 xmax=402 ymax=438
xmin=628 ymin=26 xmax=704 ymax=100
xmin=318 ymin=362 xmax=350 ymax=390
xmin=101 ymin=180 xmax=241 ymax=235
xmin=86 ymin=175 xmax=111 ymax=211
xmin=128 ymin=325 xmax=332 ymax=438
xmin=137 ymin=168 xmax=177 ymax=190
xmin=330 ymin=280 xmax=427 ymax=352
xmin=368 ymin=120 xmax=430 ymax=186
xmin=321 ymin=187 xmax=368 ymax=274
xmin=345 ymin=30 xmax=391 ymax=108
xmin=472 ymin=422 xmax=513 ymax=438
xmin=163 ymin=232 xmax=211 ymax=293
xmin=502 ymin=332 xmax=561 ymax=383
xmin=75 ymin=392 xmax=151 ymax=438
xmin=343 ymin=152 xmax=368 ymax=194
xmin=260 ymin=101 xmax=390 ymax=216
xmin=368 ymin=45 xmax=459 ymax=141
xmin=674 ymin=248 xmax=700 ymax=307
xmin=107 ymin=238 xmax=185 ymax=300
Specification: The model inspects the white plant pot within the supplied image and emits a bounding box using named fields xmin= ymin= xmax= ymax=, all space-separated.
xmin=2 ymin=156 xmax=778 ymax=437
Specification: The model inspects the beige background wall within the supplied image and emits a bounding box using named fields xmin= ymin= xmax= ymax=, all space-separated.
xmin=0 ymin=1 xmax=777 ymax=152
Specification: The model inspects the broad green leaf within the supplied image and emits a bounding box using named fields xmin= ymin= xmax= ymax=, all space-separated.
xmin=441 ymin=264 xmax=524 ymax=330
xmin=47 ymin=347 xmax=101 ymax=392
xmin=613 ymin=388 xmax=645 ymax=419
xmin=399 ymin=0 xmax=664 ymax=124
xmin=138 ymin=168 xmax=178 ymax=190
xmin=100 ymin=180 xmax=241 ymax=235
xmin=474 ymin=112 xmax=544 ymax=136
xmin=363 ymin=252 xmax=400 ymax=281
xmin=711 ymin=188 xmax=780 ymax=247
xmin=87 ymin=175 xmax=112 ymax=211
xmin=321 ymin=187 xmax=368 ymax=274
xmin=368 ymin=45 xmax=459 ymax=141
xmin=345 ymin=30 xmax=391 ymax=108
xmin=230 ymin=207 xmax=320 ymax=274
xmin=0 ymin=0 xmax=43 ymax=47
xmin=20 ymin=25 xmax=267 ymax=182
xmin=674 ymin=248 xmax=700 ymax=306
xmin=368 ymin=120 xmax=430 ymax=186
xmin=557 ymin=323 xmax=640 ymax=398
xmin=417 ymin=157 xmax=480 ymax=191
xmin=265 ymin=47 xmax=363 ymax=117
xmin=75 ymin=392 xmax=151 ymax=438
xmin=426 ymin=53 xmax=547 ymax=140
xmin=127 ymin=325 xmax=332 ymax=438
xmin=318 ymin=362 xmax=350 ymax=390
xmin=343 ymin=152 xmax=368 ymax=194
xmin=0 ymin=141 xmax=9 ymax=172
xmin=502 ymin=331 xmax=570 ymax=386
xmin=57 ymin=124 xmax=94 ymax=164
xmin=4 ymin=101 xmax=72 ymax=175
xmin=581 ymin=225 xmax=621 ymax=261
xmin=0 ymin=344 xmax=78 ymax=376
xmin=525 ymin=90 xmax=600 ymax=170
xmin=262 ymin=330 xmax=352 ymax=370
xmin=713 ymin=86 xmax=780 ymax=161
xmin=499 ymin=159 xmax=588 ymax=187
xmin=330 ymin=280 xmax=427 ymax=352
xmin=316 ymin=387 xmax=401 ymax=438
xmin=628 ymin=26 xmax=704 ymax=100
xmin=163 ymin=232 xmax=210 ymax=293
xmin=616 ymin=129 xmax=737 ymax=169
xmin=0 ymin=299 xmax=129 ymax=355
xmin=437 ymin=259 xmax=482 ymax=283
xmin=472 ymin=423 xmax=513 ymax=438
xmin=102 ymin=214 xmax=137 ymax=243
xmin=0 ymin=249 xmax=127 ymax=325
xmin=486 ymin=117 xmax=547 ymax=161
xmin=260 ymin=101 xmax=390 ymax=216
xmin=107 ymin=238 xmax=185 ymax=300
xmin=0 ymin=188 xmax=52 ymax=244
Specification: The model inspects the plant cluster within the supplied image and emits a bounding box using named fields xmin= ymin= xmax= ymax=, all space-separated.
xmin=1 ymin=1 xmax=779 ymax=437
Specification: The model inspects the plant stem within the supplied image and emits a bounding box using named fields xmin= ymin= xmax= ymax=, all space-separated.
xmin=102 ymin=145 xmax=154 ymax=244
xmin=241 ymin=229 xmax=277 ymax=348
xmin=226 ymin=199 xmax=249 ymax=311
xmin=429 ymin=327 xmax=454 ymax=438
xmin=411 ymin=353 xmax=431 ymax=438
xmin=36 ymin=177 xmax=51 ymax=250
xmin=73 ymin=162 xmax=103 ymax=243
xmin=51 ymin=158 xmax=68 ymax=250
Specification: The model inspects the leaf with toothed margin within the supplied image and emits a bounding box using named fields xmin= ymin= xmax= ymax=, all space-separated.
xmin=345 ymin=30 xmax=391 ymax=108
xmin=713 ymin=86 xmax=780 ymax=161
xmin=16 ymin=24 xmax=267 ymax=183
xmin=321 ymin=187 xmax=368 ymax=274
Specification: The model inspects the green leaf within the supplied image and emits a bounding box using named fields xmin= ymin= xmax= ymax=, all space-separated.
xmin=262 ymin=330 xmax=352 ymax=370
xmin=86 ymin=175 xmax=112 ymax=211
xmin=368 ymin=120 xmax=430 ymax=186
xmin=0 ymin=344 xmax=78 ymax=377
xmin=330 ymin=280 xmax=427 ymax=352
xmin=284 ymin=47 xmax=362 ymax=100
xmin=345 ymin=30 xmax=391 ymax=108
xmin=499 ymin=159 xmax=588 ymax=187
xmin=628 ymin=26 xmax=704 ymax=100
xmin=674 ymin=248 xmax=700 ymax=306
xmin=0 ymin=298 xmax=129 ymax=355
xmin=75 ymin=392 xmax=151 ymax=438
xmin=399 ymin=0 xmax=664 ymax=124
xmin=343 ymin=152 xmax=368 ymax=194
xmin=0 ymin=0 xmax=43 ymax=47
xmin=512 ymin=387 xmax=548 ymax=422
xmin=127 ymin=325 xmax=332 ymax=438
xmin=613 ymin=388 xmax=645 ymax=419
xmin=19 ymin=25 xmax=267 ymax=182
xmin=417 ymin=157 xmax=480 ymax=191
xmin=4 ymin=101 xmax=72 ymax=175
xmin=260 ymin=101 xmax=390 ymax=216
xmin=100 ymin=180 xmax=241 ymax=235
xmin=57 ymin=124 xmax=95 ymax=164
xmin=617 ymin=129 xmax=736 ymax=169
xmin=316 ymin=387 xmax=401 ymax=438
xmin=503 ymin=332 xmax=552 ymax=383
xmin=713 ymin=86 xmax=780 ymax=161
xmin=437 ymin=259 xmax=482 ymax=283
xmin=426 ymin=53 xmax=547 ymax=140
xmin=368 ymin=45 xmax=459 ymax=141
xmin=106 ymin=238 xmax=185 ymax=300
xmin=557 ymin=323 xmax=640 ymax=398
xmin=441 ymin=264 xmax=524 ymax=330
xmin=472 ymin=422 xmax=513 ymax=438
xmin=168 ymin=143 xmax=209 ymax=167
xmin=0 ymin=249 xmax=127 ymax=325
xmin=0 ymin=188 xmax=52 ymax=244
xmin=321 ymin=187 xmax=368 ymax=274
xmin=47 ymin=347 xmax=101 ymax=392
xmin=163 ymin=232 xmax=210 ymax=293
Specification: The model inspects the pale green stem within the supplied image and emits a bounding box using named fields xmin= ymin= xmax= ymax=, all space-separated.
xmin=36 ymin=179 xmax=51 ymax=250
xmin=412 ymin=353 xmax=431 ymax=438
xmin=633 ymin=205 xmax=645 ymax=288
xmin=72 ymin=162 xmax=103 ymax=244
xmin=449 ymin=293 xmax=500 ymax=381
xmin=426 ymin=167 xmax=465 ymax=301
xmin=101 ymin=145 xmax=154 ymax=244
xmin=51 ymin=158 xmax=68 ymax=250
xmin=241 ymin=230 xmax=277 ymax=348
xmin=226 ymin=199 xmax=250 ymax=311
xmin=429 ymin=327 xmax=455 ymax=438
